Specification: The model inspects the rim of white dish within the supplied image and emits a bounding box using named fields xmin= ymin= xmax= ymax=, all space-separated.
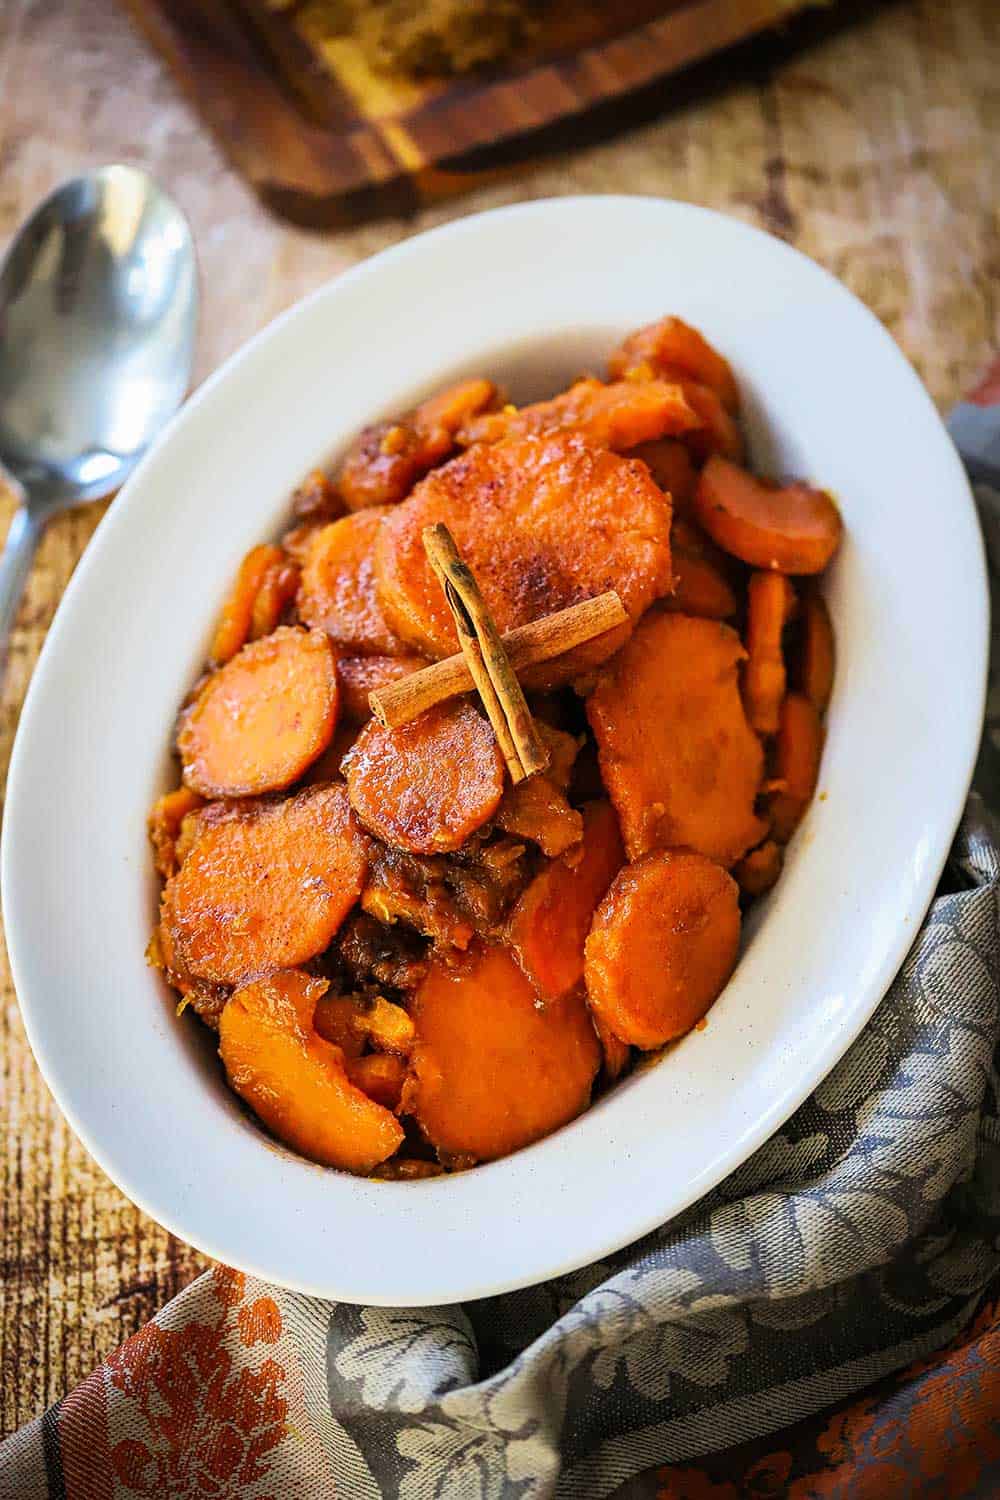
xmin=2 ymin=196 xmax=988 ymax=1304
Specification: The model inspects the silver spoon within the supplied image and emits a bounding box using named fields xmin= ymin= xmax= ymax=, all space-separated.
xmin=0 ymin=165 xmax=198 ymax=675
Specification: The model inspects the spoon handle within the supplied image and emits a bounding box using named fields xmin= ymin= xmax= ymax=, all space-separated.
xmin=0 ymin=502 xmax=44 ymax=680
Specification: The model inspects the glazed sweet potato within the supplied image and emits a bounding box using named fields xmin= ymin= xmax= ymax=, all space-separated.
xmin=335 ymin=653 xmax=428 ymax=724
xmin=338 ymin=378 xmax=496 ymax=510
xmin=375 ymin=432 xmax=673 ymax=680
xmin=457 ymin=378 xmax=699 ymax=451
xmin=297 ymin=509 xmax=411 ymax=656
xmin=797 ymin=591 xmax=836 ymax=712
xmin=148 ymin=786 xmax=204 ymax=878
xmin=495 ymin=774 xmax=583 ymax=857
xmin=587 ymin=611 xmax=766 ymax=865
xmin=210 ymin=543 xmax=285 ymax=666
xmin=405 ymin=944 xmax=601 ymax=1162
xmin=344 ymin=700 xmax=505 ymax=855
xmin=508 ymin=800 xmax=624 ymax=1000
xmin=629 ymin=439 xmax=697 ymax=513
xmin=744 ymin=572 xmax=797 ymax=734
xmin=178 ymin=627 xmax=338 ymax=798
xmin=694 ymin=456 xmax=843 ymax=575
xmin=769 ymin=693 xmax=823 ymax=843
xmin=667 ymin=519 xmax=738 ymax=620
xmin=675 ymin=381 xmax=745 ymax=464
xmin=593 ymin=1015 xmax=631 ymax=1081
xmin=161 ymin=783 xmax=369 ymax=985
xmin=608 ymin=316 xmax=740 ymax=414
xmin=219 ymin=970 xmax=403 ymax=1172
xmin=249 ymin=556 xmax=300 ymax=640
xmin=291 ymin=468 xmax=344 ymax=524
xmin=346 ymin=1052 xmax=407 ymax=1110
xmin=732 ymin=839 xmax=784 ymax=897
xmin=585 ymin=851 xmax=741 ymax=1050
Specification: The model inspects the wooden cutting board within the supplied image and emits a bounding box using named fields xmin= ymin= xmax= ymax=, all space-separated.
xmin=122 ymin=0 xmax=822 ymax=227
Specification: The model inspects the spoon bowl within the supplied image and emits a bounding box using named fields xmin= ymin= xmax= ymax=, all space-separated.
xmin=0 ymin=165 xmax=197 ymax=661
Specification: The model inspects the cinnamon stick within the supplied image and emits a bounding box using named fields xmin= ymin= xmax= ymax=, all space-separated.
xmin=421 ymin=522 xmax=550 ymax=783
xmin=369 ymin=590 xmax=628 ymax=730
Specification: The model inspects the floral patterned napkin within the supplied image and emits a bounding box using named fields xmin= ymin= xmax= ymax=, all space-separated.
xmin=3 ymin=499 xmax=999 ymax=1500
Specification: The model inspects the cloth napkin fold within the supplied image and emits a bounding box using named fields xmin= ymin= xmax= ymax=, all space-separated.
xmin=4 ymin=501 xmax=1000 ymax=1500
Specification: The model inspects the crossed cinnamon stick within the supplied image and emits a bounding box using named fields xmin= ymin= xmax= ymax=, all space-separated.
xmin=368 ymin=524 xmax=627 ymax=783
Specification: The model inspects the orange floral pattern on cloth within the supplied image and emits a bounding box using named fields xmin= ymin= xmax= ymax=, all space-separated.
xmin=102 ymin=1265 xmax=288 ymax=1500
xmin=652 ymin=1290 xmax=1000 ymax=1500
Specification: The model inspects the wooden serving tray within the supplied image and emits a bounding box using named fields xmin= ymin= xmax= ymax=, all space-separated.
xmin=121 ymin=0 xmax=824 ymax=227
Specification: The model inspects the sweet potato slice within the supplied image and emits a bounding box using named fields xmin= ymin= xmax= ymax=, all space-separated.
xmin=694 ymin=456 xmax=843 ymax=575
xmin=733 ymin=838 xmax=784 ymax=897
xmin=297 ymin=509 xmax=411 ymax=657
xmin=210 ymin=544 xmax=285 ymax=666
xmin=162 ymin=784 xmax=369 ymax=985
xmin=585 ymin=851 xmax=741 ymax=1050
xmin=149 ymin=786 xmax=204 ymax=878
xmin=375 ymin=432 xmax=673 ymax=679
xmin=178 ymin=627 xmax=338 ymax=798
xmin=667 ymin=521 xmax=738 ymax=620
xmin=593 ymin=1014 xmax=631 ymax=1082
xmin=250 ymin=556 xmax=300 ymax=640
xmin=796 ymin=591 xmax=836 ymax=712
xmin=495 ymin=775 xmax=583 ymax=857
xmin=335 ymin=653 xmax=428 ymax=724
xmin=219 ymin=969 xmax=403 ymax=1173
xmin=629 ymin=439 xmax=697 ymax=513
xmin=406 ymin=944 xmax=601 ymax=1162
xmin=769 ymin=693 xmax=823 ymax=843
xmin=457 ymin=378 xmax=699 ymax=451
xmin=674 ymin=381 xmax=745 ymax=464
xmin=338 ymin=378 xmax=496 ymax=510
xmin=344 ymin=700 xmax=504 ymax=855
xmin=587 ymin=611 xmax=766 ymax=865
xmin=508 ymin=800 xmax=624 ymax=1000
xmin=610 ymin=317 xmax=739 ymax=410
xmin=744 ymin=572 xmax=797 ymax=734
xmin=346 ymin=1052 xmax=407 ymax=1110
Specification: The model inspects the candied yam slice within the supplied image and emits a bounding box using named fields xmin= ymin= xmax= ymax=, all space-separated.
xmin=178 ymin=626 xmax=338 ymax=798
xmin=769 ymin=693 xmax=823 ymax=843
xmin=594 ymin=1014 xmax=631 ymax=1082
xmin=733 ymin=838 xmax=784 ymax=897
xmin=297 ymin=509 xmax=410 ymax=657
xmin=744 ymin=572 xmax=797 ymax=734
xmin=210 ymin=543 xmax=285 ymax=666
xmin=674 ymin=380 xmax=745 ymax=464
xmin=495 ymin=775 xmax=583 ymax=857
xmin=608 ymin=316 xmax=740 ymax=413
xmin=585 ymin=851 xmax=741 ymax=1050
xmin=587 ymin=612 xmax=767 ymax=865
xmin=219 ymin=969 xmax=403 ymax=1173
xmin=667 ymin=520 xmax=739 ymax=620
xmin=345 ymin=700 xmax=504 ymax=855
xmin=694 ymin=456 xmax=843 ymax=575
xmin=629 ymin=439 xmax=697 ymax=513
xmin=335 ymin=653 xmax=428 ymax=724
xmin=457 ymin=378 xmax=699 ymax=451
xmin=162 ymin=783 xmax=369 ymax=986
xmin=796 ymin=591 xmax=836 ymax=712
xmin=406 ymin=944 xmax=600 ymax=1162
xmin=346 ymin=1052 xmax=407 ymax=1110
xmin=338 ymin=378 xmax=496 ymax=510
xmin=250 ymin=556 xmax=300 ymax=640
xmin=148 ymin=786 xmax=204 ymax=878
xmin=375 ymin=432 xmax=673 ymax=676
xmin=508 ymin=800 xmax=624 ymax=1000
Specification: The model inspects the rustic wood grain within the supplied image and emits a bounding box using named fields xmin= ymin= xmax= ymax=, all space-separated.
xmin=1 ymin=0 xmax=998 ymax=1439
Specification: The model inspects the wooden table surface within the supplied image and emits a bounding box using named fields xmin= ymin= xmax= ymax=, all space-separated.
xmin=1 ymin=0 xmax=997 ymax=1438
